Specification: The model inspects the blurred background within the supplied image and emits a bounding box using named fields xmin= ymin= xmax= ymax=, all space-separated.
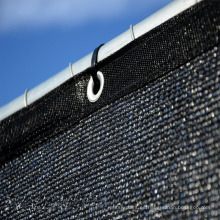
xmin=0 ymin=0 xmax=172 ymax=107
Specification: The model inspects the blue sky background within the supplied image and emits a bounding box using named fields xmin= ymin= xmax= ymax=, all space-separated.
xmin=0 ymin=0 xmax=172 ymax=107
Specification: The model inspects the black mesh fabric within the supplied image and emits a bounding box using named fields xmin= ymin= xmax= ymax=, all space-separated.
xmin=0 ymin=1 xmax=220 ymax=219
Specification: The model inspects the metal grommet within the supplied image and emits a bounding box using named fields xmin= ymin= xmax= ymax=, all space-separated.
xmin=24 ymin=89 xmax=29 ymax=107
xmin=87 ymin=44 xmax=105 ymax=103
xmin=87 ymin=71 xmax=104 ymax=102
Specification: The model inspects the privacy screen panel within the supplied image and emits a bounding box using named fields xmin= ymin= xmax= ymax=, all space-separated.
xmin=0 ymin=1 xmax=220 ymax=219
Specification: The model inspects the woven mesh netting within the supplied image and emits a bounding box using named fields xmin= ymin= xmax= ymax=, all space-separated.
xmin=0 ymin=1 xmax=220 ymax=219
xmin=0 ymin=46 xmax=219 ymax=219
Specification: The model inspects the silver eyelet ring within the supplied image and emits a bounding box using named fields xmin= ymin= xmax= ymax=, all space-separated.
xmin=87 ymin=71 xmax=104 ymax=102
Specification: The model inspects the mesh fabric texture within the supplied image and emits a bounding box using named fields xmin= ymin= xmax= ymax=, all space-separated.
xmin=0 ymin=1 xmax=220 ymax=219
